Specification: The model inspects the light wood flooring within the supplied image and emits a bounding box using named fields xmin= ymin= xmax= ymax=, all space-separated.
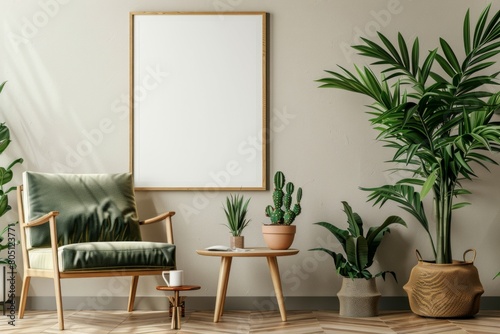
xmin=0 ymin=309 xmax=499 ymax=333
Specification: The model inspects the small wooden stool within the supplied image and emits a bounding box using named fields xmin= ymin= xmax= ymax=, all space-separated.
xmin=156 ymin=285 xmax=200 ymax=329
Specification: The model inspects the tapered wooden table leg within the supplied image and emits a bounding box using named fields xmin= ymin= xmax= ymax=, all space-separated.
xmin=171 ymin=290 xmax=180 ymax=329
xmin=267 ymin=256 xmax=287 ymax=322
xmin=214 ymin=257 xmax=232 ymax=322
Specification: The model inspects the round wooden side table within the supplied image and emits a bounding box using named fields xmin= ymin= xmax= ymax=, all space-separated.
xmin=196 ymin=247 xmax=299 ymax=322
xmin=156 ymin=285 xmax=201 ymax=329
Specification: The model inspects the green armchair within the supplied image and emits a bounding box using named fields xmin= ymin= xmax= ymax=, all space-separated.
xmin=17 ymin=172 xmax=176 ymax=330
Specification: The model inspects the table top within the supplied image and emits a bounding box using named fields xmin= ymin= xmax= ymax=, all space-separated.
xmin=156 ymin=285 xmax=201 ymax=292
xmin=196 ymin=247 xmax=299 ymax=257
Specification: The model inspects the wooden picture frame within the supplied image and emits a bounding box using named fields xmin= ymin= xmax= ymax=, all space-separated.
xmin=130 ymin=12 xmax=267 ymax=190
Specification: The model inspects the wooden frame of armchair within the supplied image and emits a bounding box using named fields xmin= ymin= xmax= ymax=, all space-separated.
xmin=16 ymin=184 xmax=176 ymax=330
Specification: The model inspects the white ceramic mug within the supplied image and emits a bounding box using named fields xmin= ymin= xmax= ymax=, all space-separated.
xmin=162 ymin=270 xmax=183 ymax=287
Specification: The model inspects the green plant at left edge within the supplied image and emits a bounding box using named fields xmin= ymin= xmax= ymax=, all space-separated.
xmin=0 ymin=81 xmax=23 ymax=264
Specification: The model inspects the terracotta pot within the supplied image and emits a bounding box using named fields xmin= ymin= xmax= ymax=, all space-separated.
xmin=403 ymin=249 xmax=484 ymax=318
xmin=262 ymin=224 xmax=296 ymax=250
xmin=338 ymin=277 xmax=381 ymax=317
xmin=230 ymin=236 xmax=244 ymax=249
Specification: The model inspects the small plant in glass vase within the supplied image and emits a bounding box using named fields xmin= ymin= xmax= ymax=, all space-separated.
xmin=222 ymin=194 xmax=251 ymax=249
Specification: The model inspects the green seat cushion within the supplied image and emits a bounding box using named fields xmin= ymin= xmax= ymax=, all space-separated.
xmin=23 ymin=172 xmax=142 ymax=248
xmin=29 ymin=241 xmax=176 ymax=272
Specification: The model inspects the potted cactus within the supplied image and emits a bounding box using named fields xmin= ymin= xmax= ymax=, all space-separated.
xmin=262 ymin=171 xmax=303 ymax=249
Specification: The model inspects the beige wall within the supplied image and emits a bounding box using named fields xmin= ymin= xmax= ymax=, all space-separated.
xmin=0 ymin=0 xmax=499 ymax=307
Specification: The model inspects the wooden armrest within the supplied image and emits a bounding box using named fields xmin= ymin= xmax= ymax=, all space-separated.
xmin=23 ymin=211 xmax=60 ymax=228
xmin=139 ymin=211 xmax=176 ymax=225
xmin=139 ymin=211 xmax=175 ymax=244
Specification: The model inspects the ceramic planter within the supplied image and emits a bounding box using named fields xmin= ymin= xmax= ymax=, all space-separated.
xmin=337 ymin=277 xmax=381 ymax=317
xmin=262 ymin=225 xmax=296 ymax=250
xmin=403 ymin=249 xmax=484 ymax=318
xmin=230 ymin=236 xmax=244 ymax=249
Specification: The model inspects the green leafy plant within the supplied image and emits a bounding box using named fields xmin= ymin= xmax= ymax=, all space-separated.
xmin=0 ymin=81 xmax=23 ymax=264
xmin=317 ymin=5 xmax=500 ymax=264
xmin=265 ymin=171 xmax=303 ymax=225
xmin=222 ymin=194 xmax=251 ymax=236
xmin=310 ymin=201 xmax=406 ymax=280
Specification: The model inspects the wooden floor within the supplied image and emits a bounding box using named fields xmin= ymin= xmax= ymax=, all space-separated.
xmin=1 ymin=309 xmax=499 ymax=333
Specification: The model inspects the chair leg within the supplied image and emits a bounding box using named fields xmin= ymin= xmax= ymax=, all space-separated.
xmin=128 ymin=276 xmax=139 ymax=312
xmin=53 ymin=276 xmax=64 ymax=330
xmin=18 ymin=275 xmax=31 ymax=319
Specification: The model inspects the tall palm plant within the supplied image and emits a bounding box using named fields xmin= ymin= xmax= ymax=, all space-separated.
xmin=318 ymin=5 xmax=500 ymax=264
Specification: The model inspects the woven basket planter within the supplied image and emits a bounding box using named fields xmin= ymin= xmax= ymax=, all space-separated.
xmin=403 ymin=250 xmax=484 ymax=318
